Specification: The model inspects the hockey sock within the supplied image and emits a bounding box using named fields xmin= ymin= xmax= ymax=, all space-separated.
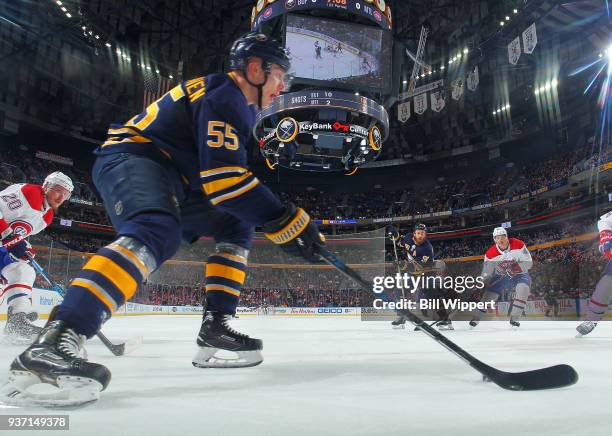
xmin=204 ymin=251 xmax=248 ymax=314
xmin=510 ymin=282 xmax=530 ymax=319
xmin=586 ymin=275 xmax=612 ymax=321
xmin=1 ymin=262 xmax=36 ymax=314
xmin=56 ymin=243 xmax=148 ymax=338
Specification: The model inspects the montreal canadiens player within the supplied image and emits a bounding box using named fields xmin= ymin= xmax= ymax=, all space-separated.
xmin=1 ymin=172 xmax=73 ymax=343
xmin=576 ymin=211 xmax=612 ymax=336
xmin=470 ymin=227 xmax=533 ymax=328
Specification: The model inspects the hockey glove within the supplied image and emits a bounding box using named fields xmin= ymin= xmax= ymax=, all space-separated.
xmin=1 ymin=232 xmax=25 ymax=251
xmin=263 ymin=203 xmax=326 ymax=263
xmin=387 ymin=226 xmax=401 ymax=242
xmin=7 ymin=239 xmax=34 ymax=262
xmin=599 ymin=230 xmax=612 ymax=259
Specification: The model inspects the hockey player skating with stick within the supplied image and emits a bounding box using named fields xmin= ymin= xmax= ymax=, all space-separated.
xmin=0 ymin=172 xmax=72 ymax=344
xmin=576 ymin=211 xmax=612 ymax=336
xmin=0 ymin=32 xmax=326 ymax=407
xmin=388 ymin=224 xmax=452 ymax=330
xmin=470 ymin=227 xmax=533 ymax=328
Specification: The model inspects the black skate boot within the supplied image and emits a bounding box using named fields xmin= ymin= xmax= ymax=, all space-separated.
xmin=3 ymin=306 xmax=43 ymax=344
xmin=576 ymin=321 xmax=597 ymax=337
xmin=437 ymin=319 xmax=454 ymax=331
xmin=509 ymin=317 xmax=520 ymax=328
xmin=0 ymin=313 xmax=111 ymax=407
xmin=391 ymin=314 xmax=407 ymax=329
xmin=193 ymin=310 xmax=263 ymax=368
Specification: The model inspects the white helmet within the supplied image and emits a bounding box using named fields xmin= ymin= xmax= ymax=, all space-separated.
xmin=43 ymin=171 xmax=73 ymax=199
xmin=492 ymin=227 xmax=508 ymax=239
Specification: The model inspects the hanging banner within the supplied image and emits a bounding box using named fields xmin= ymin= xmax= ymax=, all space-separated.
xmin=522 ymin=23 xmax=538 ymax=54
xmin=399 ymin=79 xmax=444 ymax=101
xmin=431 ymin=91 xmax=445 ymax=112
xmin=414 ymin=93 xmax=428 ymax=114
xmin=508 ymin=36 xmax=521 ymax=65
xmin=451 ymin=78 xmax=464 ymax=100
xmin=467 ymin=66 xmax=479 ymax=91
xmin=398 ymin=101 xmax=411 ymax=123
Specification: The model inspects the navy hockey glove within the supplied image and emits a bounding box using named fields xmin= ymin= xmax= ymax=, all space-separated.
xmin=6 ymin=239 xmax=34 ymax=261
xmin=263 ymin=203 xmax=326 ymax=263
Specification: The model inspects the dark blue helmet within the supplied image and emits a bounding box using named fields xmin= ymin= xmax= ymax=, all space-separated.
xmin=414 ymin=223 xmax=427 ymax=232
xmin=229 ymin=32 xmax=291 ymax=73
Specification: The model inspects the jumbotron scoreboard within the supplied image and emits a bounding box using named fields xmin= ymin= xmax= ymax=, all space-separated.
xmin=250 ymin=0 xmax=394 ymax=173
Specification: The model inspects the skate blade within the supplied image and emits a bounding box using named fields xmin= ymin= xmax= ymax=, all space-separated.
xmin=391 ymin=324 xmax=406 ymax=330
xmin=0 ymin=371 xmax=102 ymax=408
xmin=192 ymin=347 xmax=263 ymax=368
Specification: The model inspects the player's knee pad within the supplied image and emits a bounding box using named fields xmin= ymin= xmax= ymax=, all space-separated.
xmin=116 ymin=212 xmax=181 ymax=266
xmin=2 ymin=261 xmax=35 ymax=286
xmin=515 ymin=282 xmax=530 ymax=301
xmin=108 ymin=236 xmax=158 ymax=281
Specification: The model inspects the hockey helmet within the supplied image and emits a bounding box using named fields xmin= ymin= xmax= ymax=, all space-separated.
xmin=414 ymin=223 xmax=427 ymax=233
xmin=492 ymin=227 xmax=508 ymax=239
xmin=229 ymin=32 xmax=291 ymax=74
xmin=43 ymin=171 xmax=73 ymax=199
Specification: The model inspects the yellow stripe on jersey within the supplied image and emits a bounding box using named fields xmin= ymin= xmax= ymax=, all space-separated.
xmin=200 ymin=166 xmax=248 ymax=179
xmin=83 ymin=255 xmax=138 ymax=300
xmin=170 ymin=85 xmax=185 ymax=101
xmin=209 ymin=178 xmax=260 ymax=205
xmin=202 ymin=172 xmax=253 ymax=196
xmin=71 ymin=278 xmax=118 ymax=312
xmin=107 ymin=243 xmax=150 ymax=279
xmin=205 ymin=263 xmax=246 ymax=284
xmin=216 ymin=252 xmax=248 ymax=265
xmin=205 ymin=285 xmax=241 ymax=297
xmin=101 ymin=135 xmax=152 ymax=147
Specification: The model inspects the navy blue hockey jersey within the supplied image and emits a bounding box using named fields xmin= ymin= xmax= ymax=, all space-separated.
xmin=95 ymin=73 xmax=284 ymax=226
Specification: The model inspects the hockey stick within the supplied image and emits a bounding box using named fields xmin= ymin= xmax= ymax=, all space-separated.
xmin=26 ymin=254 xmax=142 ymax=357
xmin=315 ymin=247 xmax=578 ymax=391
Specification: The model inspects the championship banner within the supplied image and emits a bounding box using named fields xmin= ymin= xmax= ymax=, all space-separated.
xmin=398 ymin=101 xmax=411 ymax=123
xmin=451 ymin=78 xmax=464 ymax=100
xmin=522 ymin=23 xmax=538 ymax=54
xmin=414 ymin=93 xmax=428 ymax=114
xmin=467 ymin=66 xmax=479 ymax=91
xmin=431 ymin=91 xmax=445 ymax=112
xmin=508 ymin=36 xmax=521 ymax=65
xmin=399 ymin=79 xmax=443 ymax=101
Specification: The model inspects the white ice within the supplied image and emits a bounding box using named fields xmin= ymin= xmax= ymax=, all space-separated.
xmin=1 ymin=316 xmax=611 ymax=436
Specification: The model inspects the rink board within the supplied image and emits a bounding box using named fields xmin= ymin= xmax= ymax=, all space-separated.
xmin=0 ymin=288 xmax=605 ymax=320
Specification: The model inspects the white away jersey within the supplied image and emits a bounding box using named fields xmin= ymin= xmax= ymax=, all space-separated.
xmin=0 ymin=184 xmax=54 ymax=238
xmin=482 ymin=237 xmax=533 ymax=278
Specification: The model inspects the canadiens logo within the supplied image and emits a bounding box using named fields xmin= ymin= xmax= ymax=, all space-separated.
xmin=373 ymin=10 xmax=382 ymax=21
xmin=263 ymin=7 xmax=273 ymax=18
xmin=10 ymin=220 xmax=33 ymax=237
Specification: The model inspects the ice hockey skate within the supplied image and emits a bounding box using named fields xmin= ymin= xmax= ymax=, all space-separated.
xmin=0 ymin=311 xmax=111 ymax=407
xmin=3 ymin=306 xmax=42 ymax=345
xmin=576 ymin=321 xmax=598 ymax=337
xmin=193 ymin=309 xmax=263 ymax=368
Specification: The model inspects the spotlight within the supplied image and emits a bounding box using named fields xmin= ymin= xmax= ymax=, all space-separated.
xmin=441 ymin=65 xmax=445 ymax=70
xmin=105 ymin=42 xmax=111 ymax=48
xmin=513 ymin=9 xmax=518 ymax=13
xmin=500 ymin=21 xmax=505 ymax=26
xmin=463 ymin=48 xmax=469 ymax=54
xmin=155 ymin=69 xmax=160 ymax=74
xmin=505 ymin=16 xmax=510 ymax=21
xmin=65 ymin=13 xmax=71 ymax=17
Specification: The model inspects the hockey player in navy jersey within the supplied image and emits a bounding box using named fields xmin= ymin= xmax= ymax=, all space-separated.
xmin=0 ymin=32 xmax=326 ymax=406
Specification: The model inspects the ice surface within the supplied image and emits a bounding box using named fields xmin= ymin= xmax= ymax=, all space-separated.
xmin=1 ymin=316 xmax=611 ymax=436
